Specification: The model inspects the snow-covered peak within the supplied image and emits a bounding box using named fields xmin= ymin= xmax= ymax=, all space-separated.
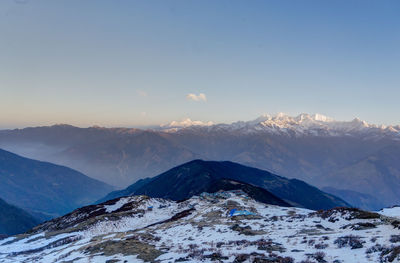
xmin=294 ymin=113 xmax=334 ymax=122
xmin=161 ymin=118 xmax=214 ymax=128
xmin=241 ymin=113 xmax=371 ymax=135
xmin=312 ymin=113 xmax=333 ymax=122
xmin=276 ymin=112 xmax=289 ymax=119
xmin=160 ymin=113 xmax=400 ymax=139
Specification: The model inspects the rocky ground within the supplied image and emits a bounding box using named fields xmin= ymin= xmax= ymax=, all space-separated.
xmin=0 ymin=191 xmax=400 ymax=263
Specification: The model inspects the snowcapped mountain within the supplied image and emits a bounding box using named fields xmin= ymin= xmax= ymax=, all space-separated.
xmin=162 ymin=118 xmax=214 ymax=129
xmin=161 ymin=113 xmax=400 ymax=139
xmin=1 ymin=191 xmax=400 ymax=262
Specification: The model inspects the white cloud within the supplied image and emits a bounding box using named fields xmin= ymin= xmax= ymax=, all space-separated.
xmin=186 ymin=93 xmax=207 ymax=102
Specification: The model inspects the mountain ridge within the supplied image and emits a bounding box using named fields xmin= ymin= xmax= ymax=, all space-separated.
xmin=4 ymin=113 xmax=400 ymax=138
xmin=99 ymin=159 xmax=349 ymax=210
xmin=1 ymin=191 xmax=399 ymax=262
xmin=1 ymin=115 xmax=400 ymax=210
xmin=161 ymin=113 xmax=400 ymax=139
xmin=0 ymin=198 xmax=39 ymax=236
xmin=0 ymin=148 xmax=114 ymax=217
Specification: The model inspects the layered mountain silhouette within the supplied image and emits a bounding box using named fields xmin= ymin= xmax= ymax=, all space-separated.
xmin=322 ymin=187 xmax=384 ymax=211
xmin=322 ymin=145 xmax=400 ymax=207
xmin=99 ymin=160 xmax=348 ymax=210
xmin=0 ymin=198 xmax=39 ymax=236
xmin=0 ymin=125 xmax=199 ymax=188
xmin=1 ymin=116 xmax=400 ymax=210
xmin=0 ymin=148 xmax=113 ymax=218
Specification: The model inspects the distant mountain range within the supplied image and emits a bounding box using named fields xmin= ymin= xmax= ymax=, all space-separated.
xmin=322 ymin=187 xmax=384 ymax=211
xmin=0 ymin=148 xmax=113 ymax=218
xmin=161 ymin=113 xmax=400 ymax=138
xmin=99 ymin=160 xmax=349 ymax=210
xmin=1 ymin=113 xmax=400 ymax=210
xmin=0 ymin=198 xmax=39 ymax=236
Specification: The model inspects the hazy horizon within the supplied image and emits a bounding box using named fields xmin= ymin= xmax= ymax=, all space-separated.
xmin=1 ymin=111 xmax=399 ymax=130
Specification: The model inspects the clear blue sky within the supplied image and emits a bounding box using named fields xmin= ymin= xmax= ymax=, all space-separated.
xmin=1 ymin=0 xmax=399 ymax=128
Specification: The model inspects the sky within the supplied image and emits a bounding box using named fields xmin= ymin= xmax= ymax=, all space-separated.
xmin=1 ymin=0 xmax=399 ymax=128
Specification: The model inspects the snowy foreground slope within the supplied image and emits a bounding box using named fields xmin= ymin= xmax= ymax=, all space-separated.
xmin=1 ymin=191 xmax=400 ymax=263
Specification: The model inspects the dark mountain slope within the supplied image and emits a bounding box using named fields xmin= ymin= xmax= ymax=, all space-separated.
xmin=101 ymin=160 xmax=349 ymax=210
xmin=0 ymin=198 xmax=39 ymax=236
xmin=0 ymin=148 xmax=114 ymax=217
xmin=206 ymin=178 xmax=291 ymax=207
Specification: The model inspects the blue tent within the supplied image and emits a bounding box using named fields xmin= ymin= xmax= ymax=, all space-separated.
xmin=229 ymin=208 xmax=255 ymax=217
